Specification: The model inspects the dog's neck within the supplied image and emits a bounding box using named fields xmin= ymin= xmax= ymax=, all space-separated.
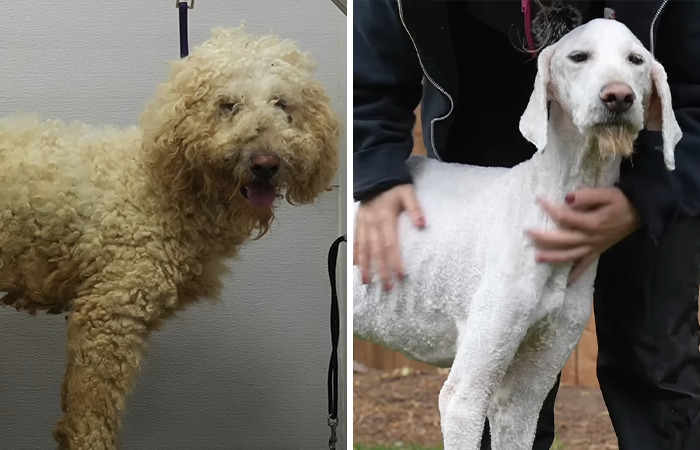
xmin=146 ymin=174 xmax=273 ymax=257
xmin=531 ymin=102 xmax=623 ymax=193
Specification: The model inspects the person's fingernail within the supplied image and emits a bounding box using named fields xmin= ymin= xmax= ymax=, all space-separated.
xmin=416 ymin=216 xmax=425 ymax=228
xmin=384 ymin=282 xmax=393 ymax=292
xmin=398 ymin=271 xmax=405 ymax=280
xmin=566 ymin=280 xmax=572 ymax=287
xmin=565 ymin=194 xmax=575 ymax=205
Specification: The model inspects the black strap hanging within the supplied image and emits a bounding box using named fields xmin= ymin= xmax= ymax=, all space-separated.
xmin=177 ymin=1 xmax=194 ymax=58
xmin=326 ymin=235 xmax=345 ymax=450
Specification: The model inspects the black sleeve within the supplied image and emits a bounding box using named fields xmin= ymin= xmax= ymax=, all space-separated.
xmin=617 ymin=1 xmax=700 ymax=240
xmin=618 ymin=106 xmax=700 ymax=240
xmin=353 ymin=0 xmax=424 ymax=201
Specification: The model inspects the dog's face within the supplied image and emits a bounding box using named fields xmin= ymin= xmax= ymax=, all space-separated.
xmin=141 ymin=27 xmax=339 ymax=216
xmin=550 ymin=20 xmax=651 ymax=144
xmin=520 ymin=19 xmax=681 ymax=170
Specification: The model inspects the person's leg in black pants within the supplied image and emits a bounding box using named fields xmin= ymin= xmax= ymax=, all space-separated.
xmin=479 ymin=375 xmax=560 ymax=449
xmin=595 ymin=217 xmax=700 ymax=450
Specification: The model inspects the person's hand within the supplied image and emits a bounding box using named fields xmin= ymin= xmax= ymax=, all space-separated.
xmin=354 ymin=184 xmax=425 ymax=291
xmin=526 ymin=187 xmax=640 ymax=285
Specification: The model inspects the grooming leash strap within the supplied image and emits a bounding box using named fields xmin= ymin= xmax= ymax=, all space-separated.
xmin=522 ymin=0 xmax=536 ymax=54
xmin=327 ymin=235 xmax=346 ymax=450
xmin=177 ymin=1 xmax=194 ymax=58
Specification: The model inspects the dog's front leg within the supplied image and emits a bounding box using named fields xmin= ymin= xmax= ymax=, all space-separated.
xmin=53 ymin=285 xmax=164 ymax=450
xmin=439 ymin=300 xmax=537 ymax=449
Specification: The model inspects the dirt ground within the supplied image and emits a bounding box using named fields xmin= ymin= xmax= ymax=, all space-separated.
xmin=353 ymin=364 xmax=617 ymax=449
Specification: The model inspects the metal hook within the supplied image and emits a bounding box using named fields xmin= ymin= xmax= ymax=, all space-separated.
xmin=327 ymin=416 xmax=338 ymax=450
xmin=328 ymin=0 xmax=346 ymax=15
xmin=175 ymin=0 xmax=194 ymax=9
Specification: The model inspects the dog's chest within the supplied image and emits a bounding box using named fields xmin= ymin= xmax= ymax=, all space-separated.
xmin=532 ymin=268 xmax=569 ymax=321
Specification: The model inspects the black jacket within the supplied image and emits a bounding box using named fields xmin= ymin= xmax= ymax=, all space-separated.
xmin=354 ymin=0 xmax=700 ymax=239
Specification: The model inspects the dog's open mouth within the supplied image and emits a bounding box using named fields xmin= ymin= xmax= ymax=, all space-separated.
xmin=241 ymin=181 xmax=278 ymax=208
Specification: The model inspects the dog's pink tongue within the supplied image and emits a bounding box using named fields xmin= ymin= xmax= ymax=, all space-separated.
xmin=246 ymin=182 xmax=277 ymax=208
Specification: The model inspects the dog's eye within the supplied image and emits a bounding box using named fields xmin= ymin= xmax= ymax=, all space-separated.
xmin=568 ymin=51 xmax=590 ymax=63
xmin=628 ymin=53 xmax=644 ymax=65
xmin=220 ymin=102 xmax=239 ymax=115
xmin=275 ymin=99 xmax=287 ymax=110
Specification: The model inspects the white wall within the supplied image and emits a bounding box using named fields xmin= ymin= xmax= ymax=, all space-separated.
xmin=0 ymin=1 xmax=346 ymax=449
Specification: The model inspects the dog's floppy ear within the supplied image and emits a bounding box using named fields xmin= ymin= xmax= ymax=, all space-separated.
xmin=520 ymin=44 xmax=557 ymax=152
xmin=645 ymin=60 xmax=682 ymax=170
xmin=285 ymin=80 xmax=340 ymax=205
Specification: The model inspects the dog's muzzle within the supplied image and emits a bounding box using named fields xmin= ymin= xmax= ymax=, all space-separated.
xmin=241 ymin=154 xmax=280 ymax=208
xmin=600 ymin=83 xmax=635 ymax=114
xmin=250 ymin=154 xmax=280 ymax=180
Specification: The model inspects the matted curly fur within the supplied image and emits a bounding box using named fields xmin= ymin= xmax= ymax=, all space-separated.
xmin=0 ymin=26 xmax=338 ymax=449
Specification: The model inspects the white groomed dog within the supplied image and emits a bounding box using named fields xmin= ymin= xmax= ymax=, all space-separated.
xmin=353 ymin=19 xmax=681 ymax=449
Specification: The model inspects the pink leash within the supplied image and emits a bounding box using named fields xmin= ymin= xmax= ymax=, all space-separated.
xmin=522 ymin=0 xmax=537 ymax=54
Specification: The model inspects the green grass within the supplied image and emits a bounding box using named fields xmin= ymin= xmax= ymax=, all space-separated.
xmin=354 ymin=436 xmax=565 ymax=450
xmin=551 ymin=436 xmax=566 ymax=450
xmin=353 ymin=446 xmax=442 ymax=450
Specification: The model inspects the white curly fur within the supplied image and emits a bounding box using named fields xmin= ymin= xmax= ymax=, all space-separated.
xmin=0 ymin=26 xmax=338 ymax=450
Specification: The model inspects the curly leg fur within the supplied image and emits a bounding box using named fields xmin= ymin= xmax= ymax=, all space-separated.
xmin=53 ymin=284 xmax=158 ymax=450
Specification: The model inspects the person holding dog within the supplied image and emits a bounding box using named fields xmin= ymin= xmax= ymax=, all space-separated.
xmin=353 ymin=1 xmax=700 ymax=449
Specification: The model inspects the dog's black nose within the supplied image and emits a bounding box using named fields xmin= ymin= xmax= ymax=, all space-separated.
xmin=600 ymin=83 xmax=635 ymax=113
xmin=250 ymin=154 xmax=280 ymax=180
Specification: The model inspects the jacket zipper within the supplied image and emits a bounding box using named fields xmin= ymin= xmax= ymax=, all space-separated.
xmin=397 ymin=0 xmax=451 ymax=161
xmin=650 ymin=0 xmax=669 ymax=56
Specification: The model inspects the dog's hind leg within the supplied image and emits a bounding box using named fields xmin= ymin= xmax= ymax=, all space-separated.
xmin=53 ymin=272 xmax=174 ymax=450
